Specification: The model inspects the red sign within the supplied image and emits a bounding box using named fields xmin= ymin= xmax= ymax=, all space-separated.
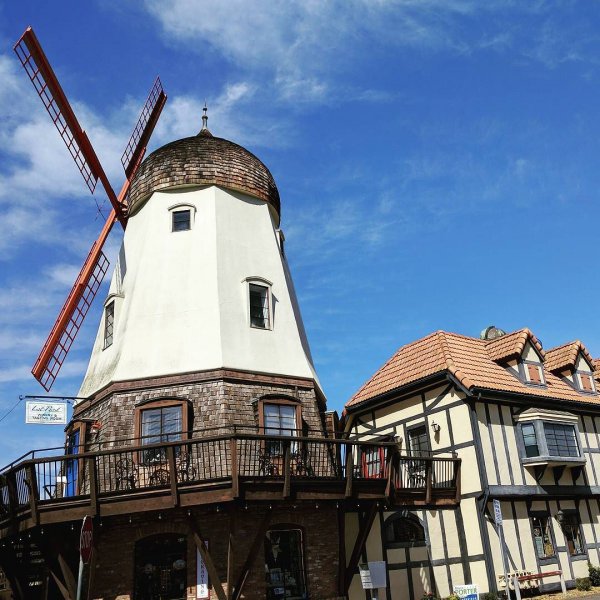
xmin=80 ymin=516 xmax=93 ymax=563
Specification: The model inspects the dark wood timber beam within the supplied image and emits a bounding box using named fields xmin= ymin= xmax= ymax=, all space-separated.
xmin=232 ymin=511 xmax=272 ymax=600
xmin=189 ymin=516 xmax=227 ymax=600
xmin=344 ymin=502 xmax=378 ymax=595
xmin=337 ymin=504 xmax=347 ymax=596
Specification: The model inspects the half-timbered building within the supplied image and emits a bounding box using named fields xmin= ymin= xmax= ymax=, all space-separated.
xmin=343 ymin=327 xmax=600 ymax=599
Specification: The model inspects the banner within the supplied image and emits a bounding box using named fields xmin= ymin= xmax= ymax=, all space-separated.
xmin=25 ymin=401 xmax=67 ymax=425
xmin=197 ymin=543 xmax=209 ymax=599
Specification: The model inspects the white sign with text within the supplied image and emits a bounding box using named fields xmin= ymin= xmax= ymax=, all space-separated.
xmin=25 ymin=401 xmax=67 ymax=425
xmin=196 ymin=543 xmax=209 ymax=599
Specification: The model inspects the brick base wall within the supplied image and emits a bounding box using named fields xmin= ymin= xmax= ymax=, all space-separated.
xmin=89 ymin=503 xmax=342 ymax=600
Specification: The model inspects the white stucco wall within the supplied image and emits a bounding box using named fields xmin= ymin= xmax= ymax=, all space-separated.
xmin=78 ymin=185 xmax=320 ymax=397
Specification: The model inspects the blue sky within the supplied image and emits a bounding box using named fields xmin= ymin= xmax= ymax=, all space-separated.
xmin=1 ymin=1 xmax=600 ymax=463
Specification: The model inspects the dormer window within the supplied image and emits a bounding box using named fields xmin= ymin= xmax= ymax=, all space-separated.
xmin=574 ymin=355 xmax=596 ymax=393
xmin=525 ymin=362 xmax=543 ymax=385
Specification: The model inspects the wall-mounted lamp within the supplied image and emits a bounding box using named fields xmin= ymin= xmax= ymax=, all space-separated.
xmin=555 ymin=510 xmax=565 ymax=526
xmin=90 ymin=420 xmax=102 ymax=434
xmin=431 ymin=422 xmax=441 ymax=434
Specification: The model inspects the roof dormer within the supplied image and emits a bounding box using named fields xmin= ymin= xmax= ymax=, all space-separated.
xmin=485 ymin=328 xmax=546 ymax=387
xmin=545 ymin=341 xmax=597 ymax=394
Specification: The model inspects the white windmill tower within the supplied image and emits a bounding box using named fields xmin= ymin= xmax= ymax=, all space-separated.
xmin=17 ymin=27 xmax=325 ymax=441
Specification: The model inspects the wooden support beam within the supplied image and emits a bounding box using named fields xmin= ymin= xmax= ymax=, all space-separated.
xmin=167 ymin=446 xmax=178 ymax=506
xmin=337 ymin=504 xmax=347 ymax=596
xmin=345 ymin=446 xmax=354 ymax=498
xmin=189 ymin=516 xmax=227 ymax=600
xmin=454 ymin=458 xmax=462 ymax=504
xmin=88 ymin=457 xmax=98 ymax=516
xmin=58 ymin=552 xmax=77 ymax=600
xmin=49 ymin=567 xmax=73 ymax=600
xmin=232 ymin=511 xmax=272 ymax=600
xmin=344 ymin=502 xmax=378 ymax=595
xmin=283 ymin=441 xmax=291 ymax=498
xmin=227 ymin=510 xmax=236 ymax=600
xmin=26 ymin=464 xmax=39 ymax=525
xmin=230 ymin=438 xmax=239 ymax=498
xmin=425 ymin=462 xmax=432 ymax=505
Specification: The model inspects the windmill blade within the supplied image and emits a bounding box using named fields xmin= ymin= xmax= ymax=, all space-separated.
xmin=31 ymin=212 xmax=115 ymax=391
xmin=121 ymin=77 xmax=167 ymax=180
xmin=30 ymin=149 xmax=150 ymax=391
xmin=14 ymin=27 xmax=126 ymax=227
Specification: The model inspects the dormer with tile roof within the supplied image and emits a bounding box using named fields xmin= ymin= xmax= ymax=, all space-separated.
xmin=545 ymin=341 xmax=597 ymax=394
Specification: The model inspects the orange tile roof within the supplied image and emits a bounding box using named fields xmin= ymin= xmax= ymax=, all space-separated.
xmin=486 ymin=328 xmax=544 ymax=361
xmin=545 ymin=340 xmax=595 ymax=372
xmin=347 ymin=329 xmax=600 ymax=409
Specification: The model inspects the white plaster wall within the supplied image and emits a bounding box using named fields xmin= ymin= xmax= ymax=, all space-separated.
xmin=78 ymin=186 xmax=320 ymax=397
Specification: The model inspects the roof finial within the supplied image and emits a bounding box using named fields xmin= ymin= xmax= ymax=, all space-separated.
xmin=202 ymin=102 xmax=208 ymax=130
xmin=199 ymin=101 xmax=213 ymax=137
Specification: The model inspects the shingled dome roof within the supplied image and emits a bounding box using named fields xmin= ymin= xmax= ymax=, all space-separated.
xmin=128 ymin=131 xmax=281 ymax=221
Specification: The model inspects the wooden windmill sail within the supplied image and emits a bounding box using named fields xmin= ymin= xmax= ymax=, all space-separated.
xmin=13 ymin=26 xmax=167 ymax=391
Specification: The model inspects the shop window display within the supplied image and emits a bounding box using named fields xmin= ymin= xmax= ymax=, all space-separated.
xmin=265 ymin=529 xmax=307 ymax=599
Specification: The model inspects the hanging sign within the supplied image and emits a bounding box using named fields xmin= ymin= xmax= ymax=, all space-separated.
xmin=25 ymin=401 xmax=67 ymax=425
xmin=493 ymin=499 xmax=503 ymax=525
xmin=196 ymin=542 xmax=209 ymax=599
xmin=454 ymin=584 xmax=479 ymax=600
xmin=359 ymin=561 xmax=387 ymax=589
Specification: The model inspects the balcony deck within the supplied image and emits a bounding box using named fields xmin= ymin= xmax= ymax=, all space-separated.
xmin=0 ymin=432 xmax=460 ymax=535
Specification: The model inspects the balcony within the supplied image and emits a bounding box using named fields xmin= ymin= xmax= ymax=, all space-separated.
xmin=0 ymin=431 xmax=460 ymax=535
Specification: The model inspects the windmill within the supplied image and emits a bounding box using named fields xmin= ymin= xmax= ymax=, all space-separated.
xmin=13 ymin=26 xmax=167 ymax=391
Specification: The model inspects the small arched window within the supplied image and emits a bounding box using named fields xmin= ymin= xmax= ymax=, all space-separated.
xmin=384 ymin=512 xmax=426 ymax=548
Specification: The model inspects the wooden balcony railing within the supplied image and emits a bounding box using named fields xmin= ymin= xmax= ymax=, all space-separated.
xmin=0 ymin=434 xmax=461 ymax=531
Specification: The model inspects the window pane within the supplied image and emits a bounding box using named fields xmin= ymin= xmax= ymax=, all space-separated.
xmin=562 ymin=513 xmax=585 ymax=555
xmin=265 ymin=530 xmax=306 ymax=600
xmin=385 ymin=515 xmax=426 ymax=546
xmin=521 ymin=423 xmax=540 ymax=457
xmin=531 ymin=516 xmax=554 ymax=558
xmin=250 ymin=284 xmax=269 ymax=328
xmin=544 ymin=423 xmax=579 ymax=457
xmin=103 ymin=302 xmax=114 ymax=348
xmin=141 ymin=406 xmax=183 ymax=463
xmin=172 ymin=209 xmax=191 ymax=231
xmin=408 ymin=426 xmax=430 ymax=457
xmin=264 ymin=404 xmax=297 ymax=435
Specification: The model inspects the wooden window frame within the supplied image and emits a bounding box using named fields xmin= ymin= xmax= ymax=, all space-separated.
xmin=577 ymin=371 xmax=595 ymax=393
xmin=265 ymin=525 xmax=308 ymax=600
xmin=258 ymin=397 xmax=302 ymax=436
xmin=383 ymin=512 xmax=427 ymax=549
xmin=133 ymin=399 xmax=190 ymax=465
xmin=522 ymin=359 xmax=545 ymax=386
xmin=64 ymin=420 xmax=88 ymax=496
xmin=360 ymin=445 xmax=385 ymax=479
xmin=103 ymin=300 xmax=115 ymax=349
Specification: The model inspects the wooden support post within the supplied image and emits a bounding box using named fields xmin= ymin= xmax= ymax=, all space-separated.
xmin=232 ymin=511 xmax=272 ymax=600
xmin=230 ymin=438 xmax=239 ymax=498
xmin=344 ymin=502 xmax=378 ymax=595
xmin=345 ymin=445 xmax=354 ymax=498
xmin=49 ymin=568 xmax=73 ymax=600
xmin=26 ymin=463 xmax=39 ymax=525
xmin=337 ymin=503 xmax=347 ymax=597
xmin=189 ymin=516 xmax=228 ymax=600
xmin=283 ymin=440 xmax=291 ymax=498
xmin=454 ymin=458 xmax=462 ymax=504
xmin=227 ymin=510 xmax=235 ymax=600
xmin=425 ymin=461 xmax=433 ymax=505
xmin=167 ymin=446 xmax=178 ymax=506
xmin=384 ymin=448 xmax=396 ymax=499
xmin=88 ymin=457 xmax=98 ymax=516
